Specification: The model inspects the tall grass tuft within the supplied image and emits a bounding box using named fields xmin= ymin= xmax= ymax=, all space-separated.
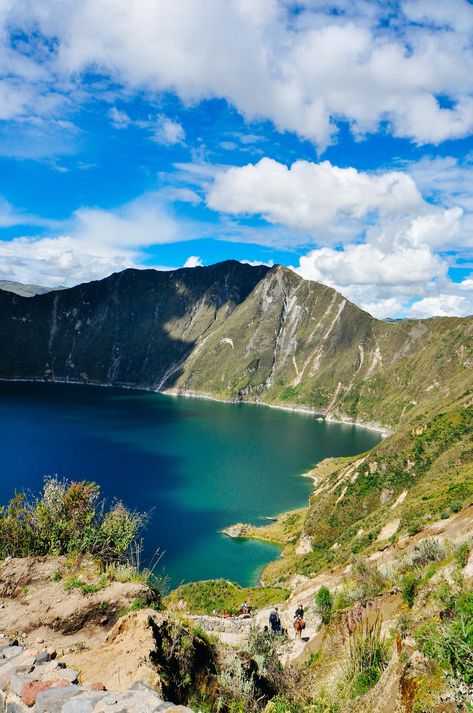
xmin=345 ymin=611 xmax=389 ymax=698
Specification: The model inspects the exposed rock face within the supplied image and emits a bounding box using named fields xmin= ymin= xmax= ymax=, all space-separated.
xmin=295 ymin=535 xmax=313 ymax=555
xmin=0 ymin=557 xmax=155 ymax=652
xmin=0 ymin=260 xmax=472 ymax=426
xmin=0 ymin=638 xmax=194 ymax=711
xmin=0 ymin=556 xmax=216 ymax=710
xmin=64 ymin=610 xmax=216 ymax=702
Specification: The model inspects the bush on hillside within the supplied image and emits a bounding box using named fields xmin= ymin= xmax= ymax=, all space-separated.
xmin=455 ymin=542 xmax=470 ymax=569
xmin=264 ymin=697 xmax=339 ymax=712
xmin=315 ymin=586 xmax=333 ymax=625
xmin=217 ymin=626 xmax=289 ymax=711
xmin=350 ymin=557 xmax=387 ymax=601
xmin=415 ymin=591 xmax=473 ymax=684
xmin=409 ymin=539 xmax=446 ymax=569
xmin=0 ymin=476 xmax=146 ymax=563
xmin=401 ymin=572 xmax=419 ymax=608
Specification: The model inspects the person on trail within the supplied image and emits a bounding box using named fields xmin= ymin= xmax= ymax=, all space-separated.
xmin=269 ymin=606 xmax=282 ymax=634
xmin=293 ymin=615 xmax=305 ymax=639
xmin=294 ymin=603 xmax=304 ymax=620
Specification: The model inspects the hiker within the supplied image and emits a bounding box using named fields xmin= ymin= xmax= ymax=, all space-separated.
xmin=269 ymin=606 xmax=282 ymax=634
xmin=240 ymin=600 xmax=249 ymax=615
xmin=294 ymin=603 xmax=304 ymax=620
xmin=293 ymin=614 xmax=305 ymax=639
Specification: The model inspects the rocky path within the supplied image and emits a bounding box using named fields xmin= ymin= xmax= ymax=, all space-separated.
xmin=0 ymin=635 xmax=192 ymax=712
xmin=192 ymin=604 xmax=319 ymax=663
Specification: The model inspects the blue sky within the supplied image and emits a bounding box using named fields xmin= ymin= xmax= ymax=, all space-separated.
xmin=1 ymin=0 xmax=473 ymax=318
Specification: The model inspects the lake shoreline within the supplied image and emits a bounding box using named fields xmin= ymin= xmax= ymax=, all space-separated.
xmin=0 ymin=376 xmax=384 ymax=588
xmin=0 ymin=377 xmax=391 ymax=436
xmin=163 ymin=388 xmax=391 ymax=437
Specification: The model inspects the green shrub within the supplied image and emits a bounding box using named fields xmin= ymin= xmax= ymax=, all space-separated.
xmin=409 ymin=539 xmax=446 ymax=569
xmin=0 ymin=476 xmax=145 ymax=564
xmin=350 ymin=558 xmax=386 ymax=601
xmin=450 ymin=500 xmax=463 ymax=514
xmin=64 ymin=575 xmax=107 ymax=595
xmin=440 ymin=511 xmax=450 ymax=520
xmin=315 ymin=586 xmax=333 ymax=625
xmin=455 ymin=542 xmax=470 ymax=569
xmin=264 ymin=698 xmax=339 ymax=713
xmin=415 ymin=592 xmax=473 ymax=684
xmin=218 ymin=626 xmax=288 ymax=711
xmin=401 ymin=573 xmax=419 ymax=608
xmin=407 ymin=521 xmax=422 ymax=536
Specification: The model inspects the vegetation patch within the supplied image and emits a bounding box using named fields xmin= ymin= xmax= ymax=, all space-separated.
xmin=0 ymin=476 xmax=146 ymax=564
xmin=166 ymin=579 xmax=289 ymax=615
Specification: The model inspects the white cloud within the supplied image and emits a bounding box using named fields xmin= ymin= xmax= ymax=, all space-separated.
xmin=183 ymin=255 xmax=203 ymax=268
xmin=0 ymin=235 xmax=135 ymax=288
xmin=108 ymin=108 xmax=186 ymax=146
xmin=2 ymin=1 xmax=473 ymax=148
xmin=151 ymin=115 xmax=185 ymax=146
xmin=241 ymin=258 xmax=275 ymax=267
xmin=409 ymin=293 xmax=473 ymax=318
xmin=108 ymin=106 xmax=132 ymax=129
xmin=296 ymin=243 xmax=446 ymax=288
xmin=207 ymin=158 xmax=424 ymax=232
xmin=205 ymin=155 xmax=473 ymax=318
xmin=0 ymin=193 xmax=194 ymax=287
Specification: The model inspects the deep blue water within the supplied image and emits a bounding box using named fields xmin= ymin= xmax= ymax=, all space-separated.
xmin=0 ymin=382 xmax=381 ymax=585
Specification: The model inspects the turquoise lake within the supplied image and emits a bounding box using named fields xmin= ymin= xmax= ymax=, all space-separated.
xmin=0 ymin=382 xmax=381 ymax=586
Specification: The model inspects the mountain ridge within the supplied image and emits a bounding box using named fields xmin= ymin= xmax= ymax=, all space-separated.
xmin=0 ymin=260 xmax=471 ymax=429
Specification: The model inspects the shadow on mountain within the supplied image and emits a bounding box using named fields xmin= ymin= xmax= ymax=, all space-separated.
xmin=0 ymin=261 xmax=270 ymax=389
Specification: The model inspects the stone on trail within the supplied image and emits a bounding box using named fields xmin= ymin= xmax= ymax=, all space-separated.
xmin=3 ymin=646 xmax=23 ymax=659
xmin=61 ymin=690 xmax=109 ymax=713
xmin=21 ymin=679 xmax=72 ymax=707
xmin=34 ymin=684 xmax=83 ymax=712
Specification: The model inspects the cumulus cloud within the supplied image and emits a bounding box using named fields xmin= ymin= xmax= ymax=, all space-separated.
xmin=409 ymin=292 xmax=473 ymax=318
xmin=0 ymin=235 xmax=135 ymax=288
xmin=183 ymin=255 xmax=203 ymax=268
xmin=207 ymin=158 xmax=424 ymax=232
xmin=205 ymin=155 xmax=472 ymax=317
xmin=0 ymin=193 xmax=193 ymax=287
xmin=296 ymin=243 xmax=446 ymax=289
xmin=2 ymin=1 xmax=473 ymax=148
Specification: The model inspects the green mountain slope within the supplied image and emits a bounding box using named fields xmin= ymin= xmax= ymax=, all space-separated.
xmin=173 ymin=265 xmax=473 ymax=428
xmin=0 ymin=280 xmax=54 ymax=297
xmin=0 ymin=261 xmax=270 ymax=388
xmin=259 ymin=389 xmax=473 ymax=584
xmin=0 ymin=261 xmax=471 ymax=430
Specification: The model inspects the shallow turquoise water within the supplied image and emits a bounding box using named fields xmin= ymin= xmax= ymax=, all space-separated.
xmin=0 ymin=382 xmax=381 ymax=585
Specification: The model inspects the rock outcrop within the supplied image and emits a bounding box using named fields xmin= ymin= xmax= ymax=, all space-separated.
xmin=0 ymin=638 xmax=193 ymax=711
